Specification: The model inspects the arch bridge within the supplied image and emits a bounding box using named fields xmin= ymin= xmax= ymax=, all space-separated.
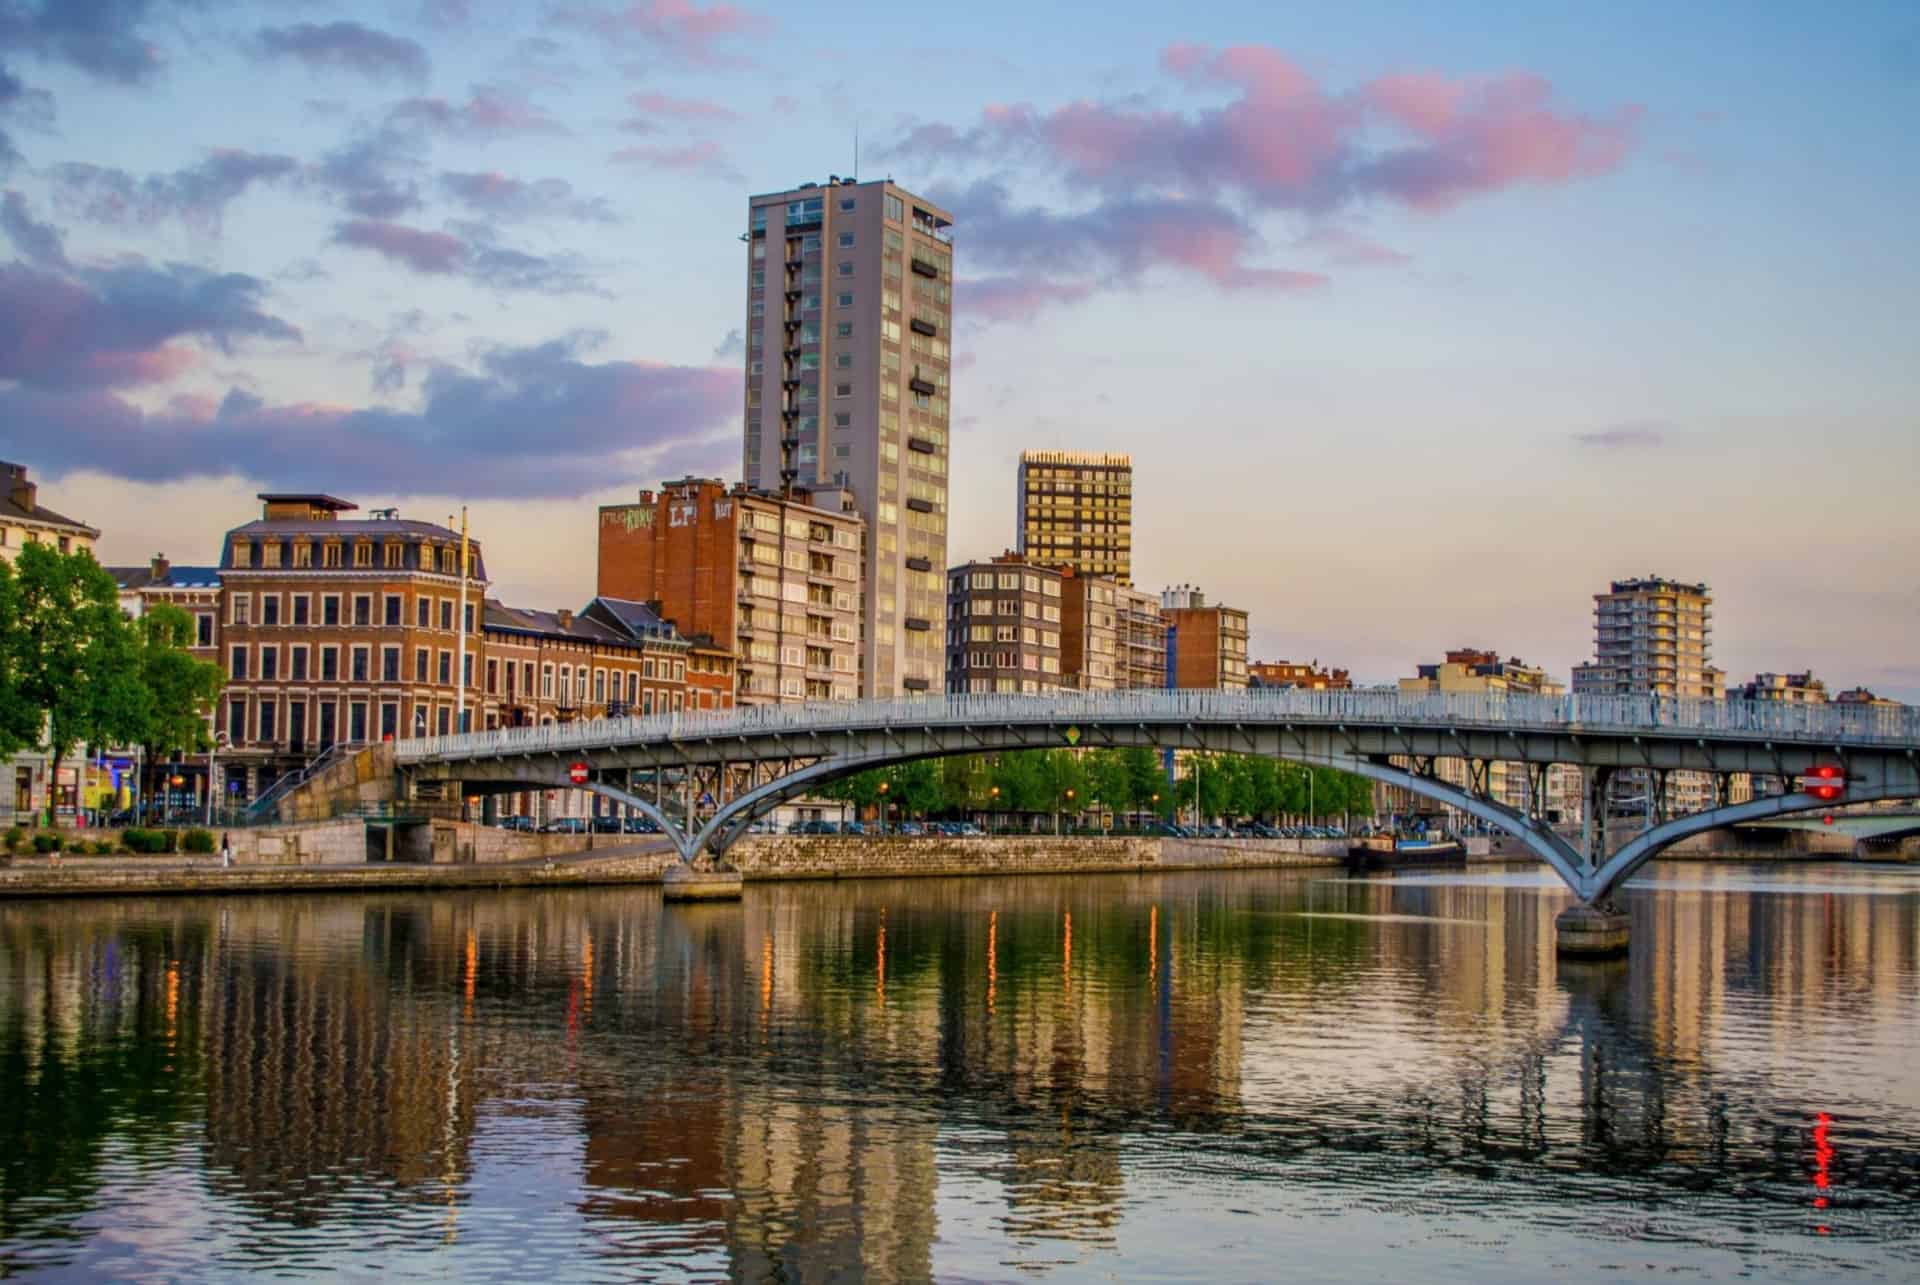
xmin=398 ymin=689 xmax=1920 ymax=910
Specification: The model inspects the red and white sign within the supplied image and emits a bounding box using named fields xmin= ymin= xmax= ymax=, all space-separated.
xmin=567 ymin=762 xmax=590 ymax=786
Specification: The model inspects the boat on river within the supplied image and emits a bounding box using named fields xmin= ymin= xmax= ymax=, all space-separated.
xmin=1347 ymin=830 xmax=1466 ymax=871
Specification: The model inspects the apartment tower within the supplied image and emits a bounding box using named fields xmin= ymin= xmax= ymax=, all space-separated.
xmin=1161 ymin=585 xmax=1249 ymax=690
xmin=742 ymin=177 xmax=954 ymax=698
xmin=1016 ymin=450 xmax=1133 ymax=583
xmin=1571 ymin=576 xmax=1719 ymax=700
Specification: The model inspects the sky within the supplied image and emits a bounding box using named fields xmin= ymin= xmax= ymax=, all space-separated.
xmin=1 ymin=0 xmax=1915 ymax=696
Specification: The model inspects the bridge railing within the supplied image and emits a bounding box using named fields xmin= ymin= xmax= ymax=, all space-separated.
xmin=394 ymin=689 xmax=1920 ymax=765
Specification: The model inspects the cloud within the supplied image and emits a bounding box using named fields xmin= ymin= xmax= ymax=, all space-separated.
xmin=313 ymin=130 xmax=425 ymax=218
xmin=0 ymin=258 xmax=300 ymax=391
xmin=710 ymin=327 xmax=742 ymax=360
xmin=0 ymin=60 xmax=55 ymax=174
xmin=1294 ymin=225 xmax=1411 ymax=266
xmin=1572 ymin=420 xmax=1669 ymax=450
xmin=554 ymin=0 xmax=770 ymax=65
xmin=622 ymin=91 xmax=741 ymax=130
xmin=0 ymin=0 xmax=168 ymax=85
xmin=0 ymin=334 xmax=740 ymax=499
xmin=438 ymin=171 xmax=616 ymax=222
xmin=610 ymin=140 xmax=741 ymax=181
xmin=254 ymin=22 xmax=431 ymax=84
xmin=959 ymin=276 xmax=1095 ymax=325
xmin=888 ymin=43 xmax=1640 ymax=216
xmin=939 ymin=179 xmax=1326 ymax=293
xmin=389 ymin=84 xmax=567 ymax=137
xmin=49 ymin=149 xmax=299 ymax=233
xmin=330 ymin=218 xmax=605 ymax=295
xmin=0 ymin=189 xmax=66 ymax=268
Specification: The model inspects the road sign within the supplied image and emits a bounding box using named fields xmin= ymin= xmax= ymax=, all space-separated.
xmin=1800 ymin=764 xmax=1845 ymax=802
xmin=567 ymin=762 xmax=589 ymax=785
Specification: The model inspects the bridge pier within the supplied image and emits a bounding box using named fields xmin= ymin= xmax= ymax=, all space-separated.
xmin=662 ymin=860 xmax=743 ymax=902
xmin=1555 ymin=901 xmax=1631 ymax=957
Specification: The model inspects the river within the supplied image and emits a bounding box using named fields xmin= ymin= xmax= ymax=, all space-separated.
xmin=2 ymin=861 xmax=1916 ymax=1281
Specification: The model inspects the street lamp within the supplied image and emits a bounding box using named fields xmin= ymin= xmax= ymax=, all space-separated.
xmin=988 ymin=785 xmax=1000 ymax=833
xmin=877 ymin=780 xmax=889 ymax=836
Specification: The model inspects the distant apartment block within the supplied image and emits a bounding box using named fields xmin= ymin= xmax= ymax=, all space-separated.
xmin=1399 ymin=648 xmax=1575 ymax=816
xmin=1162 ymin=585 xmax=1248 ymax=690
xmin=597 ymin=478 xmax=863 ymax=705
xmin=1571 ymin=576 xmax=1719 ymax=700
xmin=1114 ymin=583 xmax=1167 ymax=690
xmin=1734 ymin=671 xmax=1828 ymax=704
xmin=741 ymin=177 xmax=953 ymax=698
xmin=1248 ymin=660 xmax=1351 ymax=690
xmin=1016 ymin=450 xmax=1133 ymax=584
xmin=946 ymin=554 xmax=1064 ymax=694
xmin=1058 ymin=568 xmax=1119 ymax=690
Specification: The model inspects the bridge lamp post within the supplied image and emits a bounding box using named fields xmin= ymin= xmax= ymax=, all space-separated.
xmin=988 ymin=785 xmax=1000 ymax=829
xmin=1061 ymin=787 xmax=1076 ymax=836
xmin=877 ymin=780 xmax=889 ymax=836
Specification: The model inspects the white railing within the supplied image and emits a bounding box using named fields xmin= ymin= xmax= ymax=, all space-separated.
xmin=393 ymin=690 xmax=1920 ymax=765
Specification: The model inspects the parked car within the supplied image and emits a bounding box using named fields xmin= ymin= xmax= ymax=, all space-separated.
xmin=746 ymin=818 xmax=778 ymax=834
xmin=591 ymin=815 xmax=623 ymax=834
xmin=842 ymin=819 xmax=868 ymax=836
xmin=621 ymin=816 xmax=661 ymax=834
xmin=893 ymin=820 xmax=923 ymax=837
xmin=541 ymin=817 xmax=587 ymax=834
xmin=498 ymin=815 xmax=536 ymax=832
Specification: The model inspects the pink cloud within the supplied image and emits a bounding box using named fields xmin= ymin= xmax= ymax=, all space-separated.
xmin=389 ymin=85 xmax=566 ymax=137
xmin=332 ymin=219 xmax=466 ymax=273
xmin=557 ymin=0 xmax=770 ymax=64
xmin=626 ymin=91 xmax=740 ymax=123
xmin=1294 ymin=226 xmax=1412 ymax=267
xmin=959 ymin=276 xmax=1095 ymax=325
xmin=893 ymin=43 xmax=1640 ymax=215
xmin=610 ymin=140 xmax=740 ymax=180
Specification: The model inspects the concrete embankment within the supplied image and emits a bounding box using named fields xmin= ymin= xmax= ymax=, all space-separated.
xmin=0 ymin=834 xmax=1376 ymax=900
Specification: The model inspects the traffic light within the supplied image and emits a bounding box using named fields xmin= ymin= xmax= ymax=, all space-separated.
xmin=1801 ymin=764 xmax=1845 ymax=802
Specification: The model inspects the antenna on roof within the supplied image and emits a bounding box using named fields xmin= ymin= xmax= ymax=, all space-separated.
xmin=853 ymin=120 xmax=859 ymax=181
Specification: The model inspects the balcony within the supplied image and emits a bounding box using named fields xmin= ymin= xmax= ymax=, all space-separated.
xmin=908 ymin=375 xmax=937 ymax=395
xmin=907 ymin=436 xmax=936 ymax=454
xmin=910 ymin=257 xmax=939 ymax=278
xmin=909 ymin=316 xmax=938 ymax=336
xmin=905 ymin=555 xmax=932 ymax=572
xmin=902 ymin=675 xmax=931 ymax=691
xmin=906 ymin=497 xmax=934 ymax=513
xmin=905 ymin=617 xmax=931 ymax=632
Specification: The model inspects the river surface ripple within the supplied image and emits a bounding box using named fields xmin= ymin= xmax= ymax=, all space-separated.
xmin=2 ymin=860 xmax=1917 ymax=1282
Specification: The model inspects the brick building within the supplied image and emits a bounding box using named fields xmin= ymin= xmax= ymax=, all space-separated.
xmin=107 ymin=555 xmax=225 ymax=814
xmin=597 ymin=477 xmax=863 ymax=704
xmin=1161 ymin=585 xmax=1249 ymax=690
xmin=946 ymin=553 xmax=1064 ymax=694
xmin=1058 ymin=568 xmax=1119 ymax=691
xmin=215 ymin=493 xmax=490 ymax=799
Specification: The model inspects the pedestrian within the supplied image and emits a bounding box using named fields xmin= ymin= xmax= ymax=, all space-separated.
xmin=220 ymin=832 xmax=232 ymax=869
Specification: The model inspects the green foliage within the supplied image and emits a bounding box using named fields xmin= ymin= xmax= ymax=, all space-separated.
xmin=89 ymin=840 xmax=113 ymax=855
xmin=31 ymin=833 xmax=60 ymax=854
xmin=2 ymin=827 xmax=21 ymax=855
xmin=5 ymin=544 xmax=151 ymax=824
xmin=121 ymin=828 xmax=178 ymax=854
xmin=133 ymin=605 xmax=224 ymax=799
xmin=181 ymin=829 xmax=215 ymax=854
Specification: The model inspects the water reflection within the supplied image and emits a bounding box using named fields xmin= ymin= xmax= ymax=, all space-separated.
xmin=1 ymin=864 xmax=1917 ymax=1280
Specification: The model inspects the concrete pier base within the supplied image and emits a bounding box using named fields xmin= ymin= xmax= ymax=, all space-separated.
xmin=1556 ymin=902 xmax=1631 ymax=957
xmin=662 ymin=863 xmax=743 ymax=902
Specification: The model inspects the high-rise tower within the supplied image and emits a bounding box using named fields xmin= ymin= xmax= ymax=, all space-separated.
xmin=742 ymin=177 xmax=954 ymax=699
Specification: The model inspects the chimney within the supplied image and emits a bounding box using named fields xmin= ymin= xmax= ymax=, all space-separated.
xmin=150 ymin=553 xmax=170 ymax=582
xmin=4 ymin=462 xmax=34 ymax=514
xmin=555 ymin=608 xmax=574 ymax=631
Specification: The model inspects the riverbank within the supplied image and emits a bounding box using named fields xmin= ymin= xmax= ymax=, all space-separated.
xmin=0 ymin=835 xmax=1367 ymax=900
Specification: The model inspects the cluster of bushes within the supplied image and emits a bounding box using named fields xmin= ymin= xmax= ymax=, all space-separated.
xmin=120 ymin=828 xmax=181 ymax=854
xmin=181 ymin=829 xmax=216 ymax=854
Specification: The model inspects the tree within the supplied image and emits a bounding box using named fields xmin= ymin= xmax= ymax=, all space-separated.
xmin=7 ymin=544 xmax=150 ymax=824
xmin=132 ymin=603 xmax=225 ymax=811
xmin=0 ymin=558 xmax=39 ymax=757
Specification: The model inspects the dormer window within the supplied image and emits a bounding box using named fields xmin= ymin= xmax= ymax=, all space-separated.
xmin=230 ymin=539 xmax=251 ymax=568
xmin=353 ymin=541 xmax=372 ymax=568
xmin=322 ymin=542 xmax=342 ymax=568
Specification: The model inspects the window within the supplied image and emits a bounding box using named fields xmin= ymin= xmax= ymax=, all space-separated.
xmin=384 ymin=595 xmax=402 ymax=626
xmin=352 ymin=595 xmax=371 ymax=626
xmin=351 ymin=647 xmax=369 ymax=682
xmin=416 ymin=648 xmax=431 ymax=682
xmin=839 ymin=197 xmax=856 ymax=212
xmin=261 ymin=594 xmax=279 ymax=626
xmin=438 ymin=651 xmax=451 ymax=684
xmin=228 ymin=698 xmax=246 ymax=745
xmin=381 ymin=646 xmax=400 ymax=682
xmin=322 ymin=542 xmax=342 ymax=568
xmin=291 ymin=594 xmax=309 ymax=626
xmin=440 ymin=600 xmax=453 ymax=631
xmin=353 ymin=542 xmax=372 ymax=568
xmin=837 ymin=232 xmax=854 ymax=247
xmin=384 ymin=541 xmax=403 ymax=568
xmin=293 ymin=541 xmax=312 ymax=568
xmin=321 ymin=646 xmax=339 ymax=682
xmin=322 ymin=594 xmax=340 ymax=626
xmin=416 ymin=597 xmax=430 ymax=628
xmin=232 ymin=595 xmax=251 ymax=626
xmin=260 ymin=646 xmax=279 ymax=681
xmin=259 ymin=699 xmax=277 ymax=743
xmin=838 ymin=260 xmax=854 ymax=276
xmin=834 ymin=412 xmax=851 ymax=429
xmin=464 ymin=603 xmax=475 ymax=633
xmin=835 ymin=322 xmax=852 ymax=337
xmin=230 ymin=539 xmax=251 ymax=569
xmin=229 ymin=645 xmax=248 ymax=679
xmin=835 ymin=382 xmax=852 ymax=398
xmin=350 ymin=702 xmax=368 ymax=742
xmin=542 ymin=665 xmax=554 ymax=698
xmin=885 ymin=194 xmax=904 ymax=222
xmin=196 ymin=614 xmax=213 ymax=646
xmin=837 ymin=292 xmax=853 ymax=308
xmin=260 ymin=541 xmax=280 ymax=568
xmin=486 ymin=660 xmax=498 ymax=694
xmin=291 ymin=646 xmax=308 ymax=681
